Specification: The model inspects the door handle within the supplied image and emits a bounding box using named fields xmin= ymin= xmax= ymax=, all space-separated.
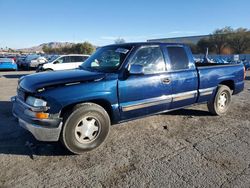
xmin=162 ymin=78 xmax=171 ymax=84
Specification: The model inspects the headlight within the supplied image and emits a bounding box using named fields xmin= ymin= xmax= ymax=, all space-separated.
xmin=26 ymin=96 xmax=47 ymax=107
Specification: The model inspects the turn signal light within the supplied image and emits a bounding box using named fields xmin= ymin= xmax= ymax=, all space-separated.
xmin=35 ymin=112 xmax=49 ymax=119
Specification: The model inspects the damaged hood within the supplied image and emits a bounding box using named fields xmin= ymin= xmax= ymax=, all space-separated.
xmin=19 ymin=69 xmax=106 ymax=93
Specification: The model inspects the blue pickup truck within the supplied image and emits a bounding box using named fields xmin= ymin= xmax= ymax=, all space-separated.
xmin=12 ymin=42 xmax=245 ymax=154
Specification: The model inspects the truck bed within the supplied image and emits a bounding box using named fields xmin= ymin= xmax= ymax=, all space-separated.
xmin=195 ymin=62 xmax=239 ymax=67
xmin=196 ymin=63 xmax=244 ymax=95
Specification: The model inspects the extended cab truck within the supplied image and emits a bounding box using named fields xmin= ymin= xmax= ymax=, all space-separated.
xmin=12 ymin=42 xmax=245 ymax=154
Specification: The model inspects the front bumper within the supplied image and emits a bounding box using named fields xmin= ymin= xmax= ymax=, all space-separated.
xmin=12 ymin=96 xmax=62 ymax=141
xmin=30 ymin=62 xmax=40 ymax=68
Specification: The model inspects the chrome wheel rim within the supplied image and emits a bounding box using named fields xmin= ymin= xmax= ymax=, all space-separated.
xmin=218 ymin=91 xmax=228 ymax=110
xmin=75 ymin=116 xmax=100 ymax=143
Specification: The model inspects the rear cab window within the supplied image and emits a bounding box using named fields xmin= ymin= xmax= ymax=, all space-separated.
xmin=166 ymin=46 xmax=190 ymax=71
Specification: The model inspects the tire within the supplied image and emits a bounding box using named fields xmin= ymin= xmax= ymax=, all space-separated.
xmin=61 ymin=103 xmax=110 ymax=154
xmin=207 ymin=85 xmax=232 ymax=116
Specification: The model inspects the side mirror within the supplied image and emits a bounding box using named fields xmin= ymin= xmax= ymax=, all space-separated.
xmin=53 ymin=61 xmax=59 ymax=64
xmin=128 ymin=64 xmax=144 ymax=75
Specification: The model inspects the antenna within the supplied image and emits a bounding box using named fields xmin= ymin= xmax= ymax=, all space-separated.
xmin=205 ymin=47 xmax=208 ymax=58
xmin=203 ymin=47 xmax=209 ymax=63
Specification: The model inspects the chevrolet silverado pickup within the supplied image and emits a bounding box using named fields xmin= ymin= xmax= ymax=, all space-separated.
xmin=12 ymin=42 xmax=245 ymax=154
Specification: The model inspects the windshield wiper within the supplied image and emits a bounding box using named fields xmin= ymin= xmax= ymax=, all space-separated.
xmin=89 ymin=67 xmax=103 ymax=72
xmin=79 ymin=66 xmax=102 ymax=72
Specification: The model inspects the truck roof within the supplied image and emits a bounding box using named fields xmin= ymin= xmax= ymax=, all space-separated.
xmin=105 ymin=42 xmax=187 ymax=48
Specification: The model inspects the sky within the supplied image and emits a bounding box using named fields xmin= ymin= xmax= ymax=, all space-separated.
xmin=0 ymin=0 xmax=250 ymax=49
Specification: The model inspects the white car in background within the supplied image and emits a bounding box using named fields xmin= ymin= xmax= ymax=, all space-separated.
xmin=29 ymin=56 xmax=48 ymax=68
xmin=37 ymin=54 xmax=89 ymax=72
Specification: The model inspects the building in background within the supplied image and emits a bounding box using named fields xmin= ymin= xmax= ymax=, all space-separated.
xmin=148 ymin=35 xmax=250 ymax=61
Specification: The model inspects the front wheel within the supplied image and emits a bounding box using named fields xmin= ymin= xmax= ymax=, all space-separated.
xmin=61 ymin=103 xmax=110 ymax=154
xmin=207 ymin=85 xmax=232 ymax=116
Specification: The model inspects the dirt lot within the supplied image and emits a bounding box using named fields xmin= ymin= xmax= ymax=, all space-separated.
xmin=0 ymin=71 xmax=250 ymax=187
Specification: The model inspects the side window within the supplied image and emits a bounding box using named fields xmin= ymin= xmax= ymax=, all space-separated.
xmin=70 ymin=56 xmax=77 ymax=62
xmin=59 ymin=56 xmax=70 ymax=63
xmin=70 ymin=56 xmax=88 ymax=62
xmin=167 ymin=47 xmax=189 ymax=70
xmin=56 ymin=57 xmax=63 ymax=64
xmin=130 ymin=46 xmax=165 ymax=74
xmin=70 ymin=56 xmax=81 ymax=62
xmin=81 ymin=56 xmax=88 ymax=62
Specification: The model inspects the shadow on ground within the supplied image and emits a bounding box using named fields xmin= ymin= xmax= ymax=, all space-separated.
xmin=2 ymin=74 xmax=29 ymax=79
xmin=0 ymin=100 xmax=213 ymax=157
xmin=0 ymin=101 xmax=70 ymax=157
xmin=165 ymin=108 xmax=211 ymax=117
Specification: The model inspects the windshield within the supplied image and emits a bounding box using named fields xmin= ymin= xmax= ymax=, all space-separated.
xmin=25 ymin=54 xmax=40 ymax=61
xmin=48 ymin=55 xmax=59 ymax=62
xmin=80 ymin=46 xmax=131 ymax=72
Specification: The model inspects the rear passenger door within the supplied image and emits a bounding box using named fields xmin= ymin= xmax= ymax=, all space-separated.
xmin=164 ymin=45 xmax=199 ymax=109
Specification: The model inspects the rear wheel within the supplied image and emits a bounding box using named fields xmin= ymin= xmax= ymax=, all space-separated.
xmin=207 ymin=85 xmax=232 ymax=116
xmin=61 ymin=103 xmax=110 ymax=154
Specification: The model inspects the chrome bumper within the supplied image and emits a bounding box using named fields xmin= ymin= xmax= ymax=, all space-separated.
xmin=18 ymin=119 xmax=62 ymax=141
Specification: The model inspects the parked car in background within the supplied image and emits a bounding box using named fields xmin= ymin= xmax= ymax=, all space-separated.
xmin=29 ymin=56 xmax=48 ymax=68
xmin=0 ymin=58 xmax=17 ymax=70
xmin=20 ymin=54 xmax=41 ymax=70
xmin=44 ymin=54 xmax=59 ymax=62
xmin=213 ymin=58 xmax=229 ymax=64
xmin=36 ymin=54 xmax=89 ymax=72
xmin=16 ymin=55 xmax=27 ymax=69
xmin=242 ymin=60 xmax=250 ymax=70
xmin=6 ymin=55 xmax=17 ymax=62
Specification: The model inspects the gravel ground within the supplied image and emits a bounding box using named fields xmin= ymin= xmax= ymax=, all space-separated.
xmin=0 ymin=71 xmax=250 ymax=187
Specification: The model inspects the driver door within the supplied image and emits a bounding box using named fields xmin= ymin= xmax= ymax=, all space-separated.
xmin=118 ymin=45 xmax=173 ymax=120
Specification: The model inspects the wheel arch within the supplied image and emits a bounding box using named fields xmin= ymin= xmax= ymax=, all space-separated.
xmin=60 ymin=99 xmax=113 ymax=122
xmin=45 ymin=68 xmax=54 ymax=71
xmin=218 ymin=80 xmax=235 ymax=92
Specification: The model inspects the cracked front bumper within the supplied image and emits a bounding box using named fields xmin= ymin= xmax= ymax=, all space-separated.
xmin=18 ymin=118 xmax=62 ymax=141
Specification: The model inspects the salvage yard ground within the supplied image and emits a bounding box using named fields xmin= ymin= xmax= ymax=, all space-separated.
xmin=0 ymin=71 xmax=250 ymax=187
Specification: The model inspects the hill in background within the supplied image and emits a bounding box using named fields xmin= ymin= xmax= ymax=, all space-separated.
xmin=18 ymin=42 xmax=74 ymax=52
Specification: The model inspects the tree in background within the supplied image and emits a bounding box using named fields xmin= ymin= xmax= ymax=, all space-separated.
xmin=80 ymin=42 xmax=96 ymax=54
xmin=228 ymin=28 xmax=250 ymax=54
xmin=209 ymin=26 xmax=233 ymax=54
xmin=42 ymin=45 xmax=51 ymax=53
xmin=195 ymin=26 xmax=250 ymax=54
xmin=42 ymin=42 xmax=95 ymax=55
xmin=114 ymin=38 xmax=126 ymax=44
xmin=197 ymin=38 xmax=213 ymax=54
xmin=186 ymin=43 xmax=199 ymax=54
